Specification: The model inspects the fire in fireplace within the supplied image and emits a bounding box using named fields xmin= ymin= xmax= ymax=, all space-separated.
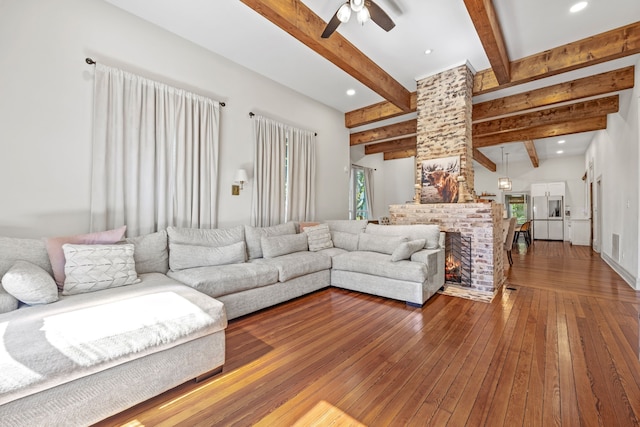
xmin=445 ymin=232 xmax=472 ymax=286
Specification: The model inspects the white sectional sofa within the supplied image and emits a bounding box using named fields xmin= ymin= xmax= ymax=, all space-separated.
xmin=0 ymin=220 xmax=444 ymax=426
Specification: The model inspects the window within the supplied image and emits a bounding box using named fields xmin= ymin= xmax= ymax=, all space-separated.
xmin=506 ymin=194 xmax=528 ymax=224
xmin=349 ymin=166 xmax=373 ymax=220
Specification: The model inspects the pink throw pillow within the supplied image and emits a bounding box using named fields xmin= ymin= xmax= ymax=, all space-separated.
xmin=45 ymin=226 xmax=127 ymax=290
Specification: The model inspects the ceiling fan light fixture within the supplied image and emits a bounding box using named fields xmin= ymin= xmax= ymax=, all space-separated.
xmin=337 ymin=3 xmax=352 ymax=23
xmin=357 ymin=7 xmax=370 ymax=25
xmin=350 ymin=0 xmax=365 ymax=13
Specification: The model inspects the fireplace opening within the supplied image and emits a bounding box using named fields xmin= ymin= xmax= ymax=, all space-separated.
xmin=445 ymin=232 xmax=472 ymax=287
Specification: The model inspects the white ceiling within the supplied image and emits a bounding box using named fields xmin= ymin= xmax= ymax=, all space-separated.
xmin=103 ymin=0 xmax=640 ymax=164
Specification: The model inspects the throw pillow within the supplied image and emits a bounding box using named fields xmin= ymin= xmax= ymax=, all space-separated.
xmin=298 ymin=222 xmax=321 ymax=232
xmin=358 ymin=233 xmax=408 ymax=255
xmin=125 ymin=230 xmax=169 ymax=274
xmin=62 ymin=243 xmax=140 ymax=296
xmin=169 ymin=241 xmax=247 ymax=271
xmin=2 ymin=260 xmax=58 ymax=305
xmin=391 ymin=239 xmax=427 ymax=262
xmin=331 ymin=231 xmax=359 ymax=251
xmin=0 ymin=236 xmax=53 ymax=278
xmin=45 ymin=225 xmax=127 ymax=290
xmin=304 ymin=224 xmax=333 ymax=252
xmin=245 ymin=223 xmax=297 ymax=259
xmin=261 ymin=233 xmax=308 ymax=258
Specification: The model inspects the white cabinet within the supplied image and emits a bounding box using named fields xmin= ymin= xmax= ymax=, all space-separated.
xmin=531 ymin=182 xmax=565 ymax=197
xmin=570 ymin=219 xmax=591 ymax=246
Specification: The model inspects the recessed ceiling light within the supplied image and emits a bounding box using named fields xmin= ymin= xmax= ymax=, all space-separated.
xmin=570 ymin=1 xmax=588 ymax=13
xmin=424 ymin=49 xmax=433 ymax=55
xmin=346 ymin=89 xmax=356 ymax=96
xmin=557 ymin=150 xmax=564 ymax=154
xmin=558 ymin=140 xmax=566 ymax=144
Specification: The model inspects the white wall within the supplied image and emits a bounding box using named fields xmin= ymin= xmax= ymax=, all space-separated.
xmin=0 ymin=0 xmax=350 ymax=238
xmin=350 ymin=146 xmax=416 ymax=219
xmin=475 ymin=155 xmax=587 ymax=214
xmin=585 ymin=60 xmax=640 ymax=289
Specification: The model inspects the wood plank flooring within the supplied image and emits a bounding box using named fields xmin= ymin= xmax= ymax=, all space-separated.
xmin=98 ymin=241 xmax=640 ymax=426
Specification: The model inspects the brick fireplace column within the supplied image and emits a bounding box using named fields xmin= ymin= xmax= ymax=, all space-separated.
xmin=416 ymin=64 xmax=475 ymax=196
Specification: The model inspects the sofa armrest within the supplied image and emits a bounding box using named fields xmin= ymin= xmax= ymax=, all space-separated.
xmin=410 ymin=249 xmax=440 ymax=278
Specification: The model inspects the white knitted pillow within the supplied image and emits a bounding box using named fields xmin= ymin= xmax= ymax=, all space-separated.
xmin=304 ymin=224 xmax=334 ymax=252
xmin=62 ymin=244 xmax=140 ymax=295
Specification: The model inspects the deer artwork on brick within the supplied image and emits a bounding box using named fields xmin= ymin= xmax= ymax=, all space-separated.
xmin=422 ymin=159 xmax=460 ymax=203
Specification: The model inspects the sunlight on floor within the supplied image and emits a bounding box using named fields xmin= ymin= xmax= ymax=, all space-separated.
xmin=291 ymin=400 xmax=366 ymax=427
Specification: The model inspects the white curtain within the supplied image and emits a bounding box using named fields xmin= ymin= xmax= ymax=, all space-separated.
xmin=363 ymin=167 xmax=374 ymax=219
xmin=349 ymin=165 xmax=374 ymax=219
xmin=287 ymin=127 xmax=316 ymax=222
xmin=250 ymin=115 xmax=316 ymax=226
xmin=251 ymin=116 xmax=287 ymax=226
xmin=90 ymin=63 xmax=220 ymax=237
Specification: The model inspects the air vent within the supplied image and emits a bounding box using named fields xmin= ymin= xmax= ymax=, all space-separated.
xmin=612 ymin=234 xmax=620 ymax=261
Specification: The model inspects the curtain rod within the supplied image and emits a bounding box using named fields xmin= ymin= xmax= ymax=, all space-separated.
xmin=85 ymin=58 xmax=226 ymax=107
xmin=249 ymin=111 xmax=317 ymax=136
xmin=351 ymin=163 xmax=377 ymax=171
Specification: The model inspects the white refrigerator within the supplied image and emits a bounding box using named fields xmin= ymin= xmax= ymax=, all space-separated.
xmin=532 ymin=196 xmax=564 ymax=240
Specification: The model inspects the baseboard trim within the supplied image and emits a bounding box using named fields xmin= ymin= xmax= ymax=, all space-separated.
xmin=601 ymin=252 xmax=638 ymax=290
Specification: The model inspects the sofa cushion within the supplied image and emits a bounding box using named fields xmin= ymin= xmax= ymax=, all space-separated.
xmin=167 ymin=225 xmax=244 ymax=247
xmin=0 ymin=285 xmax=19 ymax=314
xmin=332 ymin=251 xmax=428 ymax=283
xmin=62 ymin=244 xmax=140 ymax=296
xmin=317 ymin=247 xmax=349 ymax=258
xmin=304 ymin=223 xmax=334 ymax=252
xmin=391 ymin=239 xmax=427 ymax=262
xmin=357 ymin=233 xmax=408 ymax=255
xmin=324 ymin=220 xmax=368 ymax=235
xmin=244 ymin=223 xmax=297 ymax=259
xmin=2 ymin=261 xmax=58 ymax=305
xmin=45 ymin=226 xmax=127 ymax=289
xmin=169 ymin=241 xmax=246 ymax=271
xmin=252 ymin=251 xmax=331 ymax=282
xmin=124 ymin=230 xmax=169 ymax=274
xmin=365 ymin=223 xmax=441 ymax=249
xmin=0 ymin=277 xmax=226 ymax=406
xmin=331 ymin=231 xmax=359 ymax=251
xmin=261 ymin=234 xmax=308 ymax=259
xmin=0 ymin=237 xmax=53 ymax=278
xmin=167 ymin=263 xmax=279 ymax=298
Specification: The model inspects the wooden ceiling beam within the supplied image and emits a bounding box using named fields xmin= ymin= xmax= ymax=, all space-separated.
xmin=350 ymin=119 xmax=417 ymax=145
xmin=473 ymin=116 xmax=608 ymax=148
xmin=473 ymin=21 xmax=640 ymax=95
xmin=346 ymin=23 xmax=639 ymax=128
xmin=240 ymin=0 xmax=412 ymax=112
xmin=364 ymin=136 xmax=417 ymax=155
xmin=472 ymin=148 xmax=497 ymax=172
xmin=345 ymin=93 xmax=417 ymax=128
xmin=384 ymin=149 xmax=416 ymax=161
xmin=523 ymin=140 xmax=539 ymax=168
xmin=473 ymin=66 xmax=634 ymax=121
xmin=463 ymin=0 xmax=510 ymax=84
xmin=473 ymin=95 xmax=619 ymax=137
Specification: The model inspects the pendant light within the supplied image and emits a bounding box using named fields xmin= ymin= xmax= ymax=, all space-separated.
xmin=498 ymin=147 xmax=512 ymax=191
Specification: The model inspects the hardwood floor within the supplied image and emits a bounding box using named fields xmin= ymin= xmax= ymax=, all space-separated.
xmin=98 ymin=240 xmax=640 ymax=426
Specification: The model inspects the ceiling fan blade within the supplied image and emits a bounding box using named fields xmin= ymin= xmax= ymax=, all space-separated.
xmin=321 ymin=11 xmax=342 ymax=38
xmin=366 ymin=0 xmax=396 ymax=32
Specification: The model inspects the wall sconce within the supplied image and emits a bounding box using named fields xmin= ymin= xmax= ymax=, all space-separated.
xmin=232 ymin=169 xmax=249 ymax=195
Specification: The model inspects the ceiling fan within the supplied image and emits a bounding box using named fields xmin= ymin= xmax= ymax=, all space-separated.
xmin=321 ymin=0 xmax=396 ymax=39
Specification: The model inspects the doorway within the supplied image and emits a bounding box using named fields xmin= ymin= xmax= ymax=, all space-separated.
xmin=594 ymin=177 xmax=602 ymax=253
